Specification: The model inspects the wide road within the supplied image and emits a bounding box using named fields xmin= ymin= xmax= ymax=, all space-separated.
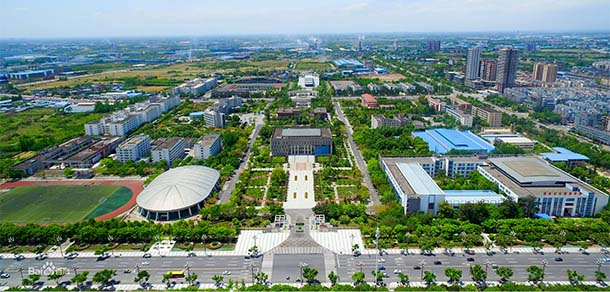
xmin=0 ymin=254 xmax=263 ymax=288
xmin=337 ymin=251 xmax=605 ymax=284
xmin=333 ymin=99 xmax=381 ymax=207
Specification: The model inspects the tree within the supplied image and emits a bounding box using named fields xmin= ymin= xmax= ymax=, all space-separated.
xmin=162 ymin=273 xmax=172 ymax=288
xmin=526 ymin=265 xmax=544 ymax=283
xmin=92 ymin=269 xmax=116 ymax=287
xmin=254 ymin=272 xmax=268 ymax=286
xmin=22 ymin=273 xmax=40 ymax=289
xmin=48 ymin=270 xmax=66 ymax=286
xmin=567 ymin=270 xmax=584 ymax=284
xmin=371 ymin=270 xmax=384 ymax=285
xmin=418 ymin=238 xmax=435 ymax=255
xmin=595 ymin=271 xmax=606 ymax=283
xmin=71 ymin=271 xmax=89 ymax=290
xmin=519 ymin=196 xmax=540 ymax=217
xmin=303 ymin=267 xmax=319 ymax=284
xmin=470 ymin=264 xmax=487 ymax=284
xmin=496 ymin=267 xmax=513 ymax=283
xmin=185 ymin=272 xmax=198 ymax=286
xmin=398 ymin=272 xmax=409 ymax=286
xmin=134 ymin=270 xmax=151 ymax=287
xmin=63 ymin=167 xmax=74 ymax=178
xmin=423 ymin=271 xmax=436 ymax=285
xmin=212 ymin=275 xmax=224 ymax=287
xmin=352 ymin=272 xmax=365 ymax=286
xmin=94 ymin=245 xmax=109 ymax=258
xmin=328 ymin=271 xmax=338 ymax=286
xmin=445 ymin=268 xmax=462 ymax=284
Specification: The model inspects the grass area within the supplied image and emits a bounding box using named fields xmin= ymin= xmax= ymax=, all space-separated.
xmin=249 ymin=172 xmax=270 ymax=186
xmin=0 ymin=108 xmax=104 ymax=153
xmin=337 ymin=186 xmax=361 ymax=198
xmin=0 ymin=185 xmax=122 ymax=224
xmin=295 ymin=61 xmax=333 ymax=71
xmin=245 ymin=187 xmax=265 ymax=199
xmin=85 ymin=186 xmax=133 ymax=219
xmin=359 ymin=73 xmax=406 ymax=81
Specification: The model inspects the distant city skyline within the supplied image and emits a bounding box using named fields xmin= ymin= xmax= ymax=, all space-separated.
xmin=1 ymin=0 xmax=609 ymax=38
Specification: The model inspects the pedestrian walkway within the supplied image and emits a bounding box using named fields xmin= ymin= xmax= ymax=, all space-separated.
xmin=311 ymin=229 xmax=364 ymax=255
xmin=284 ymin=155 xmax=316 ymax=210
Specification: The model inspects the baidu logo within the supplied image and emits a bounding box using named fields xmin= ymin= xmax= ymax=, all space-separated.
xmin=28 ymin=261 xmax=69 ymax=276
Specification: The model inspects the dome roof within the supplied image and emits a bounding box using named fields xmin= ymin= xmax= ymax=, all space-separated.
xmin=137 ymin=165 xmax=220 ymax=212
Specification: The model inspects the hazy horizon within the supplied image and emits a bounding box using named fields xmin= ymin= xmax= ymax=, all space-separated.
xmin=1 ymin=0 xmax=609 ymax=39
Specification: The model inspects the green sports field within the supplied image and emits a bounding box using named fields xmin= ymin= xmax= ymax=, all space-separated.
xmin=0 ymin=185 xmax=132 ymax=224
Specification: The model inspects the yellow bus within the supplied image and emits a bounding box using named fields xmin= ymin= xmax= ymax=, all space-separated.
xmin=165 ymin=271 xmax=185 ymax=278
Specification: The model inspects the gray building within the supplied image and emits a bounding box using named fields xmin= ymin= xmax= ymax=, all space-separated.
xmin=466 ymin=47 xmax=481 ymax=80
xmin=116 ymin=134 xmax=151 ymax=163
xmin=271 ymin=127 xmax=332 ymax=156
xmin=193 ymin=134 xmax=222 ymax=160
xmin=152 ymin=137 xmax=187 ymax=166
xmin=496 ymin=48 xmax=519 ymax=93
xmin=371 ymin=114 xmax=409 ymax=129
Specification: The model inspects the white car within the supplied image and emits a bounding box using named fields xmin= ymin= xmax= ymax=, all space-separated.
xmin=142 ymin=253 xmax=152 ymax=258
xmin=0 ymin=272 xmax=10 ymax=279
xmin=222 ymin=271 xmax=231 ymax=275
xmin=141 ymin=261 xmax=150 ymax=266
xmin=393 ymin=269 xmax=402 ymax=274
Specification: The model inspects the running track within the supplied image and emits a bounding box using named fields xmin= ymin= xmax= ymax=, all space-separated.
xmin=0 ymin=180 xmax=144 ymax=221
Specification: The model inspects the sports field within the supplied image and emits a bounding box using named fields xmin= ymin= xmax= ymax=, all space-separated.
xmin=0 ymin=185 xmax=132 ymax=224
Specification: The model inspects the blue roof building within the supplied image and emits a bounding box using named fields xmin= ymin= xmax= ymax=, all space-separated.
xmin=333 ymin=59 xmax=364 ymax=68
xmin=412 ymin=128 xmax=495 ymax=154
xmin=540 ymin=147 xmax=589 ymax=166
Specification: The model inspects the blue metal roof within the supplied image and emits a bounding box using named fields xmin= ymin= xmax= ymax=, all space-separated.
xmin=333 ymin=59 xmax=364 ymax=67
xmin=540 ymin=147 xmax=589 ymax=162
xmin=412 ymin=128 xmax=495 ymax=154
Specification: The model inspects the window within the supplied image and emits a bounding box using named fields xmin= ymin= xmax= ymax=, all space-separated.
xmin=305 ymin=192 xmax=308 ymax=199
xmin=293 ymin=192 xmax=297 ymax=199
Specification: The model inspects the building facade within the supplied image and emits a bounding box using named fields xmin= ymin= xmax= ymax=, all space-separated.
xmin=152 ymin=137 xmax=187 ymax=166
xmin=466 ymin=47 xmax=481 ymax=80
xmin=496 ymin=48 xmax=519 ymax=93
xmin=271 ymin=128 xmax=332 ymax=156
xmin=193 ymin=134 xmax=222 ymax=160
xmin=480 ymin=59 xmax=497 ymax=81
xmin=116 ymin=134 xmax=151 ymax=163
xmin=472 ymin=106 xmax=503 ymax=128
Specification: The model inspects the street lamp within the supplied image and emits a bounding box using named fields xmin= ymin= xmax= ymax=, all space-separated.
xmin=108 ymin=235 xmax=114 ymax=258
xmin=17 ymin=266 xmax=24 ymax=282
xmin=419 ymin=260 xmax=426 ymax=281
xmin=57 ymin=236 xmax=64 ymax=257
xmin=375 ymin=227 xmax=380 ymax=275
xmin=249 ymin=262 xmax=256 ymax=284
xmin=298 ymin=262 xmax=307 ymax=286
xmin=357 ymin=262 xmax=364 ymax=274
xmin=154 ymin=235 xmax=161 ymax=257
xmin=509 ymin=231 xmax=516 ymax=254
xmin=541 ymin=259 xmax=548 ymax=283
xmin=72 ymin=264 xmax=79 ymax=275
xmin=404 ymin=232 xmax=411 ymax=255
xmin=253 ymin=234 xmax=258 ymax=249
xmin=201 ymin=234 xmax=208 ymax=257
xmin=484 ymin=260 xmax=492 ymax=275
xmin=135 ymin=263 xmax=141 ymax=274
xmin=184 ymin=262 xmax=192 ymax=283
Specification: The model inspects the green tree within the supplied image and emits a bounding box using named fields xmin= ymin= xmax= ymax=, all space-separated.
xmin=567 ymin=269 xmax=584 ymax=284
xmin=254 ymin=272 xmax=268 ymax=286
xmin=134 ymin=270 xmax=151 ymax=287
xmin=423 ymin=271 xmax=436 ymax=285
xmin=595 ymin=270 xmax=606 ymax=283
xmin=352 ymin=272 xmax=365 ymax=286
xmin=398 ymin=272 xmax=409 ymax=286
xmin=526 ymin=265 xmax=544 ymax=283
xmin=445 ymin=268 xmax=462 ymax=284
xmin=48 ymin=270 xmax=66 ymax=286
xmin=185 ymin=272 xmax=198 ymax=286
xmin=63 ymin=167 xmax=74 ymax=178
xmin=303 ymin=267 xmax=319 ymax=284
xmin=328 ymin=271 xmax=338 ymax=286
xmin=495 ymin=267 xmax=513 ymax=283
xmin=71 ymin=272 xmax=89 ymax=290
xmin=22 ymin=273 xmax=40 ymax=289
xmin=92 ymin=269 xmax=116 ymax=287
xmin=212 ymin=275 xmax=224 ymax=287
xmin=470 ymin=264 xmax=487 ymax=284
xmin=371 ymin=270 xmax=384 ymax=285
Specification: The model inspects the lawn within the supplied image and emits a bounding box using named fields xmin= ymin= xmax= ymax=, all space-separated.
xmin=84 ymin=186 xmax=133 ymax=219
xmin=0 ymin=185 xmax=127 ymax=224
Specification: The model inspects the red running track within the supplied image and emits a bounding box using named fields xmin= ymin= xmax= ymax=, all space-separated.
xmin=0 ymin=180 xmax=144 ymax=221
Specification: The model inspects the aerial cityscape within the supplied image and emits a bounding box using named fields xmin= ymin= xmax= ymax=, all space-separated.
xmin=1 ymin=0 xmax=610 ymax=291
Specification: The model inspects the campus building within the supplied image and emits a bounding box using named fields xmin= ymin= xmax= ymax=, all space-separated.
xmin=496 ymin=48 xmax=519 ymax=93
xmin=371 ymin=114 xmax=409 ymax=129
xmin=137 ymin=166 xmax=220 ymax=221
xmin=412 ymin=128 xmax=495 ymax=154
xmin=271 ymin=127 xmax=332 ymax=156
xmin=360 ymin=93 xmax=378 ymax=109
xmin=116 ymin=134 xmax=151 ymax=163
xmin=382 ymin=155 xmax=609 ymax=217
xmin=193 ymin=134 xmax=222 ymax=160
xmin=472 ymin=106 xmax=503 ymax=128
xmin=170 ymin=77 xmax=217 ymax=96
xmin=540 ymin=147 xmax=590 ymax=167
xmin=445 ymin=106 xmax=473 ymax=127
xmin=152 ymin=137 xmax=187 ymax=166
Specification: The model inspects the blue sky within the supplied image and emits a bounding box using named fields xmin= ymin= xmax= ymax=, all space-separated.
xmin=1 ymin=0 xmax=609 ymax=38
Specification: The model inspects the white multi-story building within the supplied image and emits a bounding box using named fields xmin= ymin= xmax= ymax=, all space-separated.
xmin=445 ymin=106 xmax=473 ymax=127
xmin=170 ymin=77 xmax=218 ymax=96
xmin=116 ymin=134 xmax=151 ymax=163
xmin=193 ymin=134 xmax=222 ymax=160
xmin=204 ymin=109 xmax=225 ymax=128
xmin=152 ymin=137 xmax=187 ymax=166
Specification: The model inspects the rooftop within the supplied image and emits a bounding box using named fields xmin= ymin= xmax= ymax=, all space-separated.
xmin=153 ymin=137 xmax=184 ymax=150
xmin=199 ymin=134 xmax=220 ymax=146
xmin=413 ymin=128 xmax=495 ymax=154
xmin=443 ymin=190 xmax=505 ymax=205
xmin=397 ymin=163 xmax=444 ymax=195
xmin=273 ymin=127 xmax=332 ymax=139
xmin=488 ymin=156 xmax=574 ymax=184
xmin=540 ymin=147 xmax=590 ymax=162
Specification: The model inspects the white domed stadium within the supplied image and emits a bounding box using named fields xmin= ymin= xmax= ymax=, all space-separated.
xmin=137 ymin=165 xmax=220 ymax=221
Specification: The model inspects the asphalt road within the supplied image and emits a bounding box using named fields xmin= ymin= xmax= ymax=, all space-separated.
xmin=336 ymin=251 xmax=605 ymax=284
xmin=0 ymin=255 xmax=262 ymax=287
xmin=271 ymin=254 xmax=326 ymax=284
xmin=218 ymin=122 xmax=262 ymax=204
xmin=333 ymin=99 xmax=381 ymax=207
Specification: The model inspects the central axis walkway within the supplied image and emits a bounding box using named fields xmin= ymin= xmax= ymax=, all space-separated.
xmin=261 ymin=155 xmax=336 ymax=283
